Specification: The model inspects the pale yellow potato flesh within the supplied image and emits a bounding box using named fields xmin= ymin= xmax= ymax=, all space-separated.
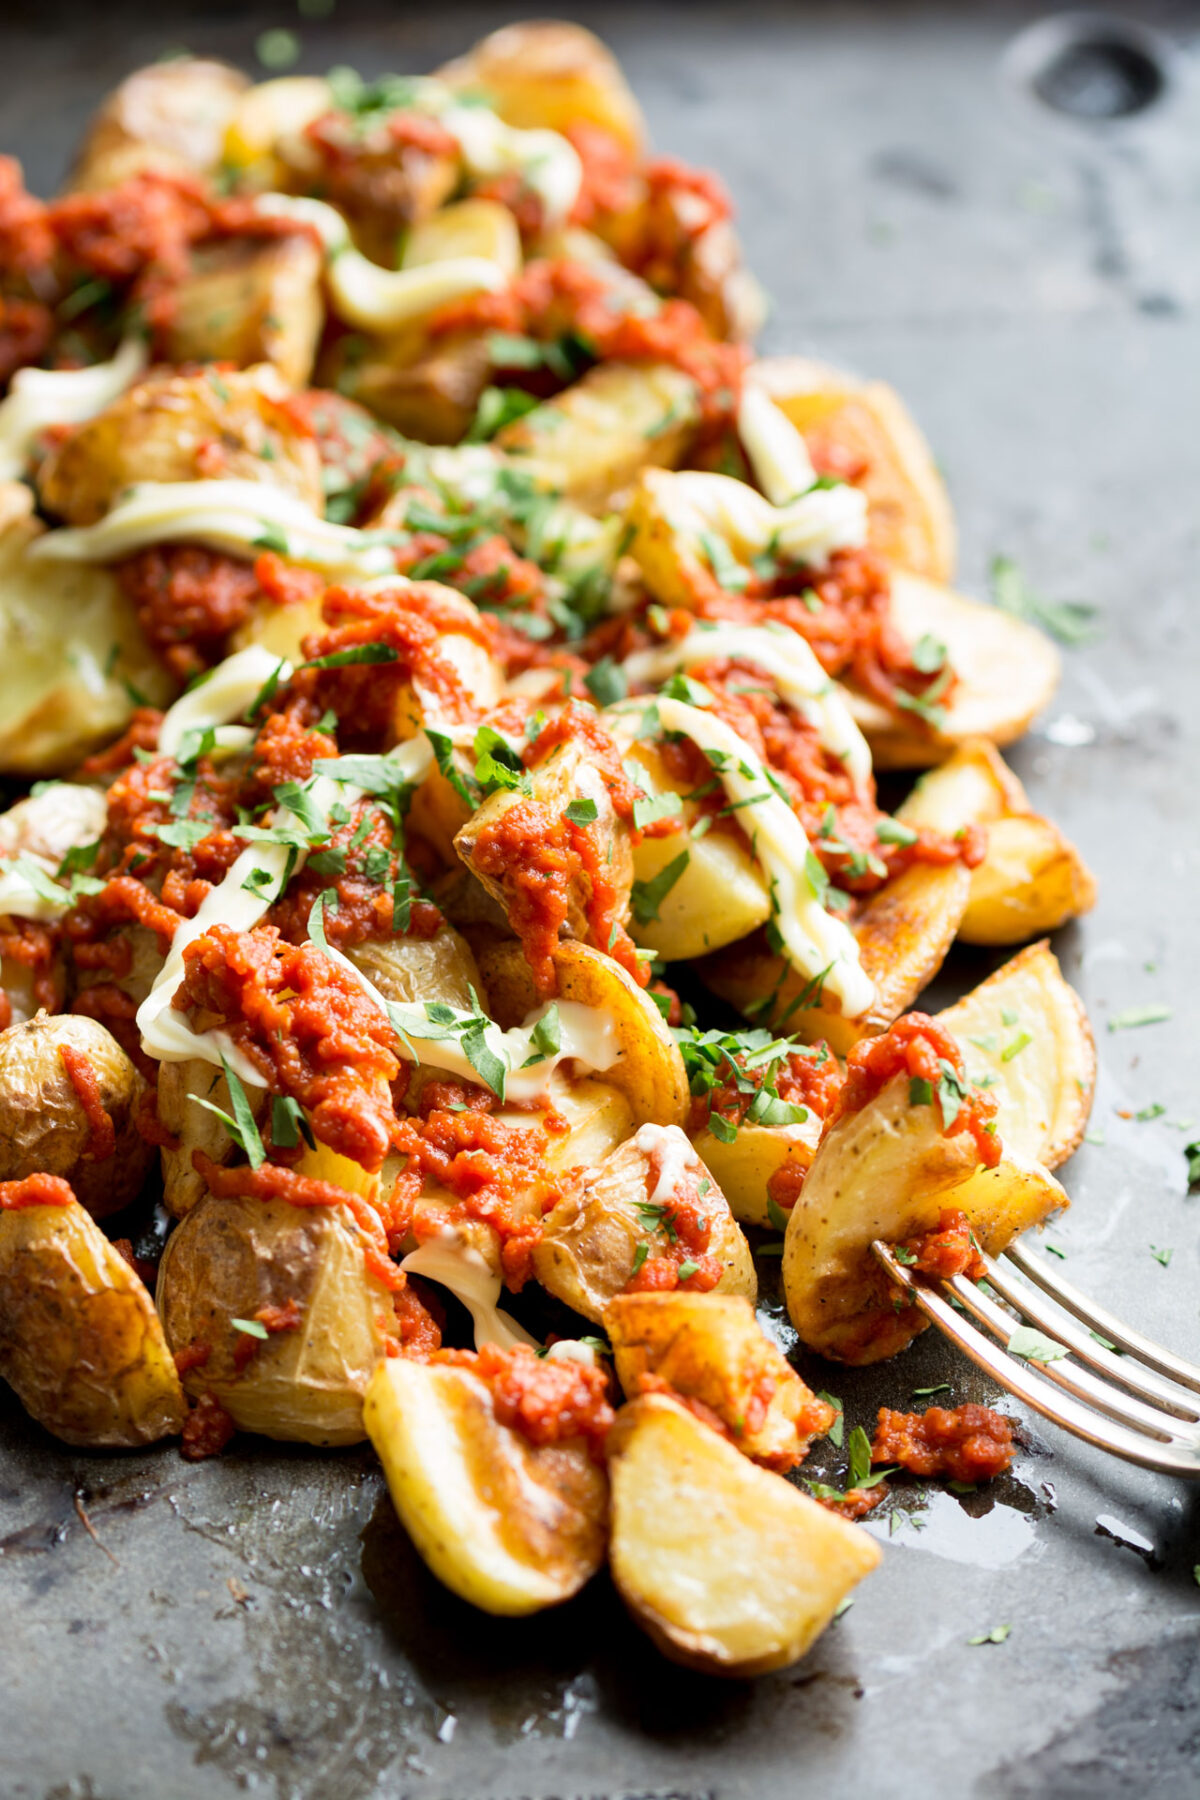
xmin=623 ymin=739 xmax=771 ymax=960
xmin=849 ymin=573 xmax=1061 ymax=768
xmin=607 ymin=1395 xmax=881 ymax=1675
xmin=605 ymin=1291 xmax=831 ymax=1467
xmin=402 ymin=199 xmax=522 ymax=275
xmin=494 ymin=361 xmax=701 ymax=507
xmin=937 ymin=940 xmax=1095 ymax=1169
xmin=437 ymin=20 xmax=647 ymax=155
xmin=748 ymin=355 xmax=957 ymax=584
xmin=782 ymin=1072 xmax=1066 ymax=1364
xmin=533 ymin=1128 xmax=755 ymax=1325
xmin=0 ymin=1200 xmax=185 ymax=1448
xmin=157 ymin=1193 xmax=397 ymax=1445
xmin=364 ymin=1357 xmax=608 ymax=1616
xmin=157 ymin=1058 xmax=269 ymax=1221
xmin=689 ymin=1113 xmax=822 ymax=1228
xmin=221 ymin=74 xmax=335 ymax=188
xmin=899 ymin=736 xmax=1096 ymax=944
xmin=0 ymin=505 xmax=172 ymax=774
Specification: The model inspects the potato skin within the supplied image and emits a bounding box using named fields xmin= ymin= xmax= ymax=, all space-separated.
xmin=164 ymin=234 xmax=325 ymax=388
xmin=0 ymin=1199 xmax=185 ymax=1447
xmin=605 ymin=1291 xmax=832 ymax=1468
xmin=67 ymin=58 xmax=248 ymax=192
xmin=36 ymin=365 xmax=323 ymax=527
xmin=607 ymin=1394 xmax=880 ymax=1676
xmin=438 ymin=21 xmax=646 ymax=155
xmin=365 ymin=1357 xmax=608 ymax=1616
xmin=0 ymin=1014 xmax=152 ymax=1219
xmin=345 ymin=924 xmax=487 ymax=1015
xmin=533 ymin=1127 xmax=755 ymax=1325
xmin=156 ymin=1192 xmax=397 ymax=1445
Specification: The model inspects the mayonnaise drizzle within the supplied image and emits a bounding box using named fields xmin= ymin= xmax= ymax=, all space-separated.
xmin=158 ymin=644 xmax=290 ymax=762
xmin=621 ymin=619 xmax=872 ymax=791
xmin=28 ymin=478 xmax=398 ymax=575
xmin=644 ymin=466 xmax=867 ymax=575
xmin=632 ymin=1121 xmax=699 ymax=1205
xmin=399 ymin=1236 xmax=538 ymax=1350
xmin=0 ymin=335 xmax=148 ymax=484
xmin=737 ymin=383 xmax=818 ymax=506
xmin=610 ymin=695 xmax=873 ymax=1018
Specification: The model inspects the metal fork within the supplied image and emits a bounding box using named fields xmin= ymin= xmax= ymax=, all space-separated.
xmin=871 ymin=1238 xmax=1200 ymax=1475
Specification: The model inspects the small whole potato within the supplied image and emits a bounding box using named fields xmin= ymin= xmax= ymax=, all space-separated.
xmin=0 ymin=1013 xmax=153 ymax=1219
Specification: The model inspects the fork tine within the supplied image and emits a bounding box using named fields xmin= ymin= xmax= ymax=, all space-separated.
xmin=944 ymin=1270 xmax=1192 ymax=1440
xmin=979 ymin=1253 xmax=1200 ymax=1422
xmin=871 ymin=1243 xmax=1200 ymax=1476
xmin=1006 ymin=1240 xmax=1200 ymax=1395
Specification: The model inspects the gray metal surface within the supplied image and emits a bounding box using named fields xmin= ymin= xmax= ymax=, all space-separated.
xmin=2 ymin=5 xmax=1199 ymax=1796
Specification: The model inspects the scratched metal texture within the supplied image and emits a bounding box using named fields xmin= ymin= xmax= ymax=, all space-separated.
xmin=1 ymin=4 xmax=1199 ymax=1797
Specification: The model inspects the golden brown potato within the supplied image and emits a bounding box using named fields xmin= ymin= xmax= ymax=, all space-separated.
xmin=494 ymin=361 xmax=701 ymax=506
xmin=221 ymin=74 xmax=333 ymax=190
xmin=898 ymin=738 xmax=1096 ymax=943
xmin=345 ymin=924 xmax=488 ymax=1015
xmin=697 ymin=856 xmax=971 ymax=1055
xmin=156 ymin=1190 xmax=397 ymax=1445
xmin=36 ymin=365 xmax=323 ymax=527
xmin=0 ymin=506 xmax=172 ymax=774
xmin=438 ymin=20 xmax=646 ymax=156
xmin=850 ymin=573 xmax=1061 ymax=768
xmin=782 ymin=1071 xmax=1066 ymax=1364
xmin=0 ymin=1195 xmax=185 ymax=1447
xmin=67 ymin=58 xmax=249 ymax=192
xmin=0 ymin=1014 xmax=152 ymax=1219
xmin=748 ymin=356 xmax=957 ymax=583
xmin=606 ymin=1291 xmax=832 ymax=1467
xmin=472 ymin=938 xmax=690 ymax=1130
xmin=454 ymin=732 xmax=634 ymax=951
xmin=937 ymin=940 xmax=1095 ymax=1169
xmin=607 ymin=1394 xmax=880 ymax=1675
xmin=689 ymin=1112 xmax=823 ymax=1228
xmin=533 ymin=1124 xmax=755 ymax=1325
xmin=342 ymin=331 xmax=493 ymax=445
xmin=365 ymin=1356 xmax=609 ymax=1615
xmin=163 ymin=233 xmax=325 ymax=388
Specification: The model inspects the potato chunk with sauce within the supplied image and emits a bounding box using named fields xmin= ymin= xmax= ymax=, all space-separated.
xmin=607 ymin=1394 xmax=880 ymax=1675
xmin=364 ymin=1355 xmax=608 ymax=1616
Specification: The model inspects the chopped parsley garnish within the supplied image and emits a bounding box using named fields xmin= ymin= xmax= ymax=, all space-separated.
xmin=302 ymin=642 xmax=401 ymax=671
xmin=631 ymin=850 xmax=690 ymax=924
xmin=425 ymin=728 xmax=480 ymax=811
xmin=991 ymin=554 xmax=1101 ymax=646
xmin=1108 ymin=1004 xmax=1172 ymax=1032
xmin=565 ymin=797 xmax=599 ymax=825
xmin=191 ymin=1059 xmax=266 ymax=1171
xmin=271 ymin=1095 xmax=316 ymax=1151
xmin=968 ymin=1624 xmax=1012 ymax=1647
xmin=1007 ymin=1326 xmax=1069 ymax=1363
xmin=465 ymin=385 xmax=541 ymax=443
xmin=230 ymin=1316 xmax=270 ymax=1340
xmin=473 ymin=725 xmax=528 ymax=797
xmin=632 ymin=791 xmax=683 ymax=830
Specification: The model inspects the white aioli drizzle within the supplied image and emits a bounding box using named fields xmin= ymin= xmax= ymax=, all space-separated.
xmin=621 ymin=619 xmax=873 ymax=791
xmin=647 ymin=466 xmax=867 ymax=574
xmin=611 ymin=695 xmax=874 ymax=1018
xmin=29 ymin=478 xmax=398 ymax=575
xmin=0 ymin=335 xmax=148 ymax=483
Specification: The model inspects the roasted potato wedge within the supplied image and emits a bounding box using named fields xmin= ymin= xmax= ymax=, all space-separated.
xmin=438 ymin=20 xmax=646 ymax=155
xmin=0 ymin=506 xmax=171 ymax=774
xmin=937 ymin=941 xmax=1095 ymax=1169
xmin=365 ymin=1355 xmax=608 ymax=1616
xmin=157 ymin=1058 xmax=269 ymax=1219
xmin=607 ymin=1394 xmax=880 ymax=1675
xmin=342 ymin=330 xmax=493 ymax=445
xmin=163 ymin=233 xmax=325 ymax=388
xmin=533 ymin=1124 xmax=755 ymax=1324
xmin=0 ymin=1194 xmax=185 ymax=1447
xmin=0 ymin=1014 xmax=153 ymax=1219
xmin=345 ymin=924 xmax=488 ymax=1015
xmin=748 ymin=356 xmax=956 ymax=583
xmin=494 ymin=361 xmax=701 ymax=506
xmin=899 ymin=738 xmax=1096 ymax=943
xmin=156 ymin=1191 xmax=397 ymax=1445
xmin=472 ymin=938 xmax=689 ymax=1130
xmin=36 ymin=365 xmax=323 ymax=527
xmin=221 ymin=74 xmax=333 ymax=190
xmin=782 ymin=1072 xmax=1066 ymax=1363
xmin=689 ymin=1112 xmax=823 ymax=1229
xmin=623 ymin=738 xmax=771 ymax=959
xmin=454 ymin=732 xmax=633 ymax=955
xmin=606 ymin=1291 xmax=833 ymax=1467
xmin=850 ymin=573 xmax=1061 ymax=768
xmin=67 ymin=57 xmax=248 ymax=191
